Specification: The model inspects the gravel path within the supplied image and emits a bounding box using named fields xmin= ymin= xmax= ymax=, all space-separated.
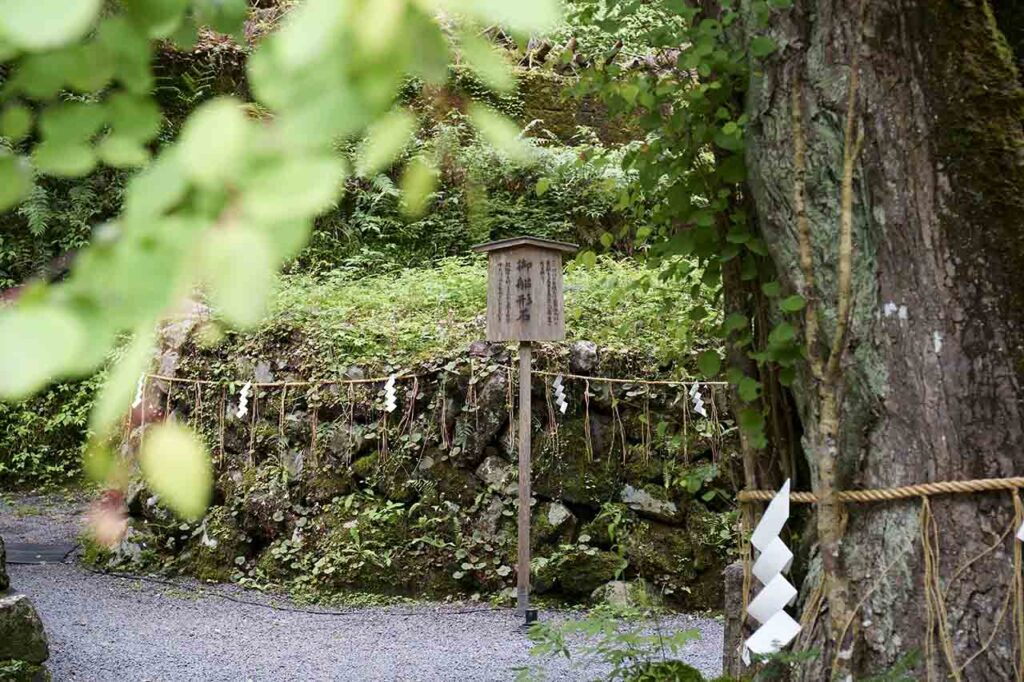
xmin=2 ymin=491 xmax=724 ymax=682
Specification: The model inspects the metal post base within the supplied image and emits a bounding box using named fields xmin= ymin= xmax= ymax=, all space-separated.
xmin=520 ymin=608 xmax=538 ymax=630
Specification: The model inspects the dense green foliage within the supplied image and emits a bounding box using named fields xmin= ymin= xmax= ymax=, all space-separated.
xmin=217 ymin=256 xmax=716 ymax=374
xmin=545 ymin=0 xmax=801 ymax=448
xmin=0 ymin=375 xmax=98 ymax=486
xmin=295 ymin=119 xmax=632 ymax=274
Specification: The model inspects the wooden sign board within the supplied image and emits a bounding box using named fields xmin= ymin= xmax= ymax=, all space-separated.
xmin=472 ymin=236 xmax=578 ymax=342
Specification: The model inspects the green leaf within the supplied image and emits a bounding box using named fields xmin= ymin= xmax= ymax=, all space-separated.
xmin=721 ymin=312 xmax=748 ymax=335
xmin=241 ymin=155 xmax=345 ymax=221
xmin=0 ymin=0 xmax=102 ymax=50
xmin=697 ymin=351 xmax=721 ymax=378
xmin=737 ymin=376 xmax=761 ymax=402
xmin=96 ymin=16 xmax=153 ymax=94
xmin=469 ymin=104 xmax=532 ymax=163
xmin=39 ymin=102 xmax=105 ymax=144
xmin=750 ymin=36 xmax=777 ymax=58
xmin=122 ymin=0 xmax=188 ymax=38
xmin=124 ymin=153 xmax=187 ymax=220
xmin=96 ymin=135 xmax=151 ymax=168
xmin=33 ymin=141 xmax=96 ymax=177
xmin=355 ymin=108 xmax=416 ymax=177
xmin=0 ymin=306 xmax=85 ymax=399
xmin=0 ymin=104 xmax=32 ymax=140
xmin=400 ymin=155 xmax=439 ymax=218
xmin=737 ymin=407 xmax=764 ymax=435
xmin=0 ymin=152 xmax=32 ymax=211
xmin=193 ymin=0 xmax=248 ymax=39
xmin=65 ymin=42 xmax=116 ymax=92
xmin=535 ymin=178 xmax=551 ymax=196
xmin=107 ymin=93 xmax=162 ymax=141
xmin=178 ymin=97 xmax=249 ymax=187
xmin=460 ymin=32 xmax=514 ymax=93
xmin=768 ymin=321 xmax=796 ymax=346
xmin=90 ymin=329 xmax=154 ymax=434
xmin=203 ymin=228 xmax=274 ymax=328
xmin=779 ymin=294 xmax=806 ymax=312
xmin=761 ymin=281 xmax=782 ymax=297
xmin=139 ymin=422 xmax=212 ymax=521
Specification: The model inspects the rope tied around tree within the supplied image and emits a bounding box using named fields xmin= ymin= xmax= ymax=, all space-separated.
xmin=738 ymin=477 xmax=1024 ymax=681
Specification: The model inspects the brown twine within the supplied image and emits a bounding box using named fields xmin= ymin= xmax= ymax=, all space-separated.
xmin=247 ymin=385 xmax=259 ymax=468
xmin=144 ymin=371 xmax=427 ymax=387
xmin=217 ymin=387 xmax=226 ymax=469
xmin=582 ymin=379 xmax=594 ymax=462
xmin=278 ymin=386 xmax=287 ymax=444
xmin=308 ymin=389 xmax=319 ymax=468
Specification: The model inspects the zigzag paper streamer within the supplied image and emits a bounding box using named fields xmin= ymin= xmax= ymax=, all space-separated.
xmin=383 ymin=375 xmax=398 ymax=413
xmin=1017 ymin=518 xmax=1024 ymax=543
xmin=689 ymin=382 xmax=708 ymax=418
xmin=743 ymin=479 xmax=800 ymax=664
xmin=552 ymin=374 xmax=568 ymax=414
xmin=131 ymin=374 xmax=146 ymax=409
xmin=236 ymin=382 xmax=252 ymax=419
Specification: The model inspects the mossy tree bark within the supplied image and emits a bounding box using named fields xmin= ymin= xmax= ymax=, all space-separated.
xmin=739 ymin=0 xmax=1024 ymax=678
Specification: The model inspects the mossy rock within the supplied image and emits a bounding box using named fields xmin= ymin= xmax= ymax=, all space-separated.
xmin=621 ymin=510 xmax=727 ymax=609
xmin=419 ymin=456 xmax=481 ymax=506
xmin=302 ymin=470 xmax=354 ymax=505
xmin=0 ymin=595 xmax=48 ymax=665
xmin=537 ymin=548 xmax=625 ymax=596
xmin=0 ymin=659 xmax=51 ymax=682
xmin=532 ymin=502 xmax=576 ymax=543
xmin=179 ymin=507 xmax=248 ymax=582
xmin=534 ymin=420 xmax=622 ymax=506
xmin=623 ymin=660 xmax=705 ymax=682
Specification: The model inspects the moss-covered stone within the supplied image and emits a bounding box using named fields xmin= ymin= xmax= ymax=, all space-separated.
xmin=0 ymin=595 xmax=48 ymax=664
xmin=0 ymin=659 xmax=51 ymax=682
xmin=178 ymin=507 xmax=248 ymax=582
xmin=537 ymin=548 xmax=626 ymax=597
xmin=621 ymin=510 xmax=727 ymax=609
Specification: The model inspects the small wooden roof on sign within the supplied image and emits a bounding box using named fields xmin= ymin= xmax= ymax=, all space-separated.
xmin=471 ymin=236 xmax=579 ymax=255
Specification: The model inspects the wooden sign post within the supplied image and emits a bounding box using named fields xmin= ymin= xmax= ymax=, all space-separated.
xmin=471 ymin=236 xmax=578 ymax=624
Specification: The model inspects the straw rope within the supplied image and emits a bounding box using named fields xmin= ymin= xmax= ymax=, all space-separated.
xmin=738 ymin=476 xmax=1024 ymax=504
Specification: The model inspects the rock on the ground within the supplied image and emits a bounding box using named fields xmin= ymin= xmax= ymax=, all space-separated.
xmin=591 ymin=579 xmax=663 ymax=609
xmin=0 ymin=593 xmax=49 ymax=664
xmin=475 ymin=455 xmax=515 ymax=491
xmin=620 ymin=484 xmax=680 ymax=523
xmin=534 ymin=502 xmax=576 ymax=543
xmin=569 ymin=341 xmax=599 ymax=374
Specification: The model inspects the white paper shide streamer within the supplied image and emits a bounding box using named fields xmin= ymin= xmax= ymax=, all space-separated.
xmin=1017 ymin=517 xmax=1024 ymax=543
xmin=552 ymin=374 xmax=568 ymax=414
xmin=743 ymin=479 xmax=801 ymax=664
xmin=131 ymin=373 xmax=146 ymax=409
xmin=236 ymin=382 xmax=252 ymax=419
xmin=689 ymin=382 xmax=708 ymax=418
xmin=383 ymin=375 xmax=398 ymax=413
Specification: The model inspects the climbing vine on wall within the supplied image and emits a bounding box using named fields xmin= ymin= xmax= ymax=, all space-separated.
xmin=547 ymin=0 xmax=799 ymax=450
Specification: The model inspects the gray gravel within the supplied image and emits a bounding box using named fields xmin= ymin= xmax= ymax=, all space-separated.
xmin=3 ymin=492 xmax=724 ymax=682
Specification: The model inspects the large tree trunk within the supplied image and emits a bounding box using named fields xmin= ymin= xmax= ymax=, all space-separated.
xmin=741 ymin=0 xmax=1024 ymax=678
